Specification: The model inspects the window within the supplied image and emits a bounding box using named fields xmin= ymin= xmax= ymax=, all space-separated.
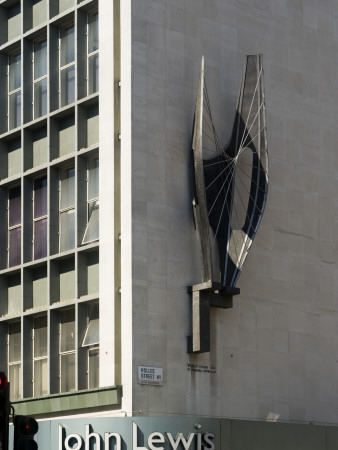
xmin=33 ymin=316 xmax=48 ymax=397
xmin=60 ymin=26 xmax=75 ymax=106
xmin=33 ymin=40 xmax=47 ymax=118
xmin=33 ymin=177 xmax=47 ymax=259
xmin=8 ymin=322 xmax=21 ymax=400
xmin=8 ymin=53 xmax=21 ymax=129
xmin=82 ymin=158 xmax=99 ymax=244
xmin=59 ymin=309 xmax=75 ymax=392
xmin=88 ymin=347 xmax=99 ymax=388
xmin=87 ymin=13 xmax=99 ymax=94
xmin=8 ymin=186 xmax=21 ymax=267
xmin=82 ymin=302 xmax=99 ymax=388
xmin=59 ymin=167 xmax=75 ymax=252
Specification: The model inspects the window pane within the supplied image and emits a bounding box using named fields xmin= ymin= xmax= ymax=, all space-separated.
xmin=32 ymin=267 xmax=47 ymax=308
xmin=9 ymin=227 xmax=21 ymax=267
xmin=34 ymin=41 xmax=47 ymax=79
xmin=83 ymin=319 xmax=99 ymax=346
xmin=34 ymin=218 xmax=47 ymax=260
xmin=8 ymin=139 xmax=21 ymax=177
xmin=60 ymin=27 xmax=74 ymax=66
xmin=60 ymin=209 xmax=75 ymax=251
xmin=9 ymin=54 xmax=21 ymax=91
xmin=9 ymin=91 xmax=21 ymax=129
xmin=88 ymin=53 xmax=99 ymax=95
xmin=82 ymin=202 xmax=99 ymax=244
xmin=60 ymin=168 xmax=75 ymax=209
xmin=9 ymin=187 xmax=21 ymax=226
xmin=60 ymin=309 xmax=75 ymax=352
xmin=34 ymin=177 xmax=47 ymax=218
xmin=88 ymin=159 xmax=99 ymax=200
xmin=9 ymin=322 xmax=21 ymax=362
xmin=9 ymin=363 xmax=21 ymax=400
xmin=34 ymin=78 xmax=47 ymax=118
xmin=34 ymin=316 xmax=47 ymax=357
xmin=34 ymin=358 xmax=48 ymax=396
xmin=89 ymin=348 xmax=99 ymax=389
xmin=61 ymin=353 xmax=75 ymax=392
xmin=89 ymin=301 xmax=99 ymax=320
xmin=61 ymin=65 xmax=75 ymax=106
xmin=8 ymin=274 xmax=21 ymax=315
xmin=88 ymin=13 xmax=99 ymax=53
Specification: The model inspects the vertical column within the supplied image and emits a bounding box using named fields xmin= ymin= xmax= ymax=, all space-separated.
xmin=99 ymin=0 xmax=119 ymax=387
xmin=120 ymin=0 xmax=132 ymax=412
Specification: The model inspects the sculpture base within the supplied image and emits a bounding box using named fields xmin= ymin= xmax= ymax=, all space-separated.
xmin=187 ymin=282 xmax=240 ymax=353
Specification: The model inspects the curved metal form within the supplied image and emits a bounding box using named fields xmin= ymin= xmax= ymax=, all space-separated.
xmin=193 ymin=54 xmax=268 ymax=288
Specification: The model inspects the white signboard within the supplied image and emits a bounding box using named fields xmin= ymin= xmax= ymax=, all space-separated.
xmin=138 ymin=365 xmax=163 ymax=385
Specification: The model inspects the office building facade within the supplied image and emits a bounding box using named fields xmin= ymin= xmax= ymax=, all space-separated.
xmin=1 ymin=0 xmax=338 ymax=448
xmin=0 ymin=0 xmax=104 ymax=406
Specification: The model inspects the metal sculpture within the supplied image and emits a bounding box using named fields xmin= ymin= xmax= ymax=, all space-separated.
xmin=188 ymin=55 xmax=268 ymax=353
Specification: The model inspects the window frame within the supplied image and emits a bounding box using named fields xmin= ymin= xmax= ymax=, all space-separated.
xmin=82 ymin=158 xmax=99 ymax=245
xmin=8 ymin=52 xmax=22 ymax=130
xmin=87 ymin=11 xmax=99 ymax=95
xmin=8 ymin=186 xmax=21 ymax=268
xmin=88 ymin=345 xmax=99 ymax=389
xmin=59 ymin=309 xmax=76 ymax=393
xmin=59 ymin=166 xmax=75 ymax=252
xmin=59 ymin=25 xmax=76 ymax=107
xmin=8 ymin=321 xmax=22 ymax=401
xmin=33 ymin=39 xmax=48 ymax=119
xmin=81 ymin=302 xmax=99 ymax=389
xmin=33 ymin=176 xmax=48 ymax=260
xmin=32 ymin=315 xmax=48 ymax=397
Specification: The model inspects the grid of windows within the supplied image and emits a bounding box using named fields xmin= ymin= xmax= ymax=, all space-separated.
xmin=0 ymin=0 xmax=100 ymax=400
xmin=0 ymin=7 xmax=99 ymax=132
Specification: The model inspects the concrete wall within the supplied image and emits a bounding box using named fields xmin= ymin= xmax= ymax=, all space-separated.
xmin=127 ymin=0 xmax=338 ymax=423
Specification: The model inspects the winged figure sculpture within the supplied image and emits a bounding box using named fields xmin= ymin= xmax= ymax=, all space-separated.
xmin=188 ymin=55 xmax=268 ymax=353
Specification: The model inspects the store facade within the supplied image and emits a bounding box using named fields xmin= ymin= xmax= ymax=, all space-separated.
xmin=8 ymin=416 xmax=338 ymax=450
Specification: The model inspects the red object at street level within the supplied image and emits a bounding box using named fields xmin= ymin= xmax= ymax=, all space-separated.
xmin=0 ymin=371 xmax=8 ymax=389
xmin=14 ymin=415 xmax=39 ymax=450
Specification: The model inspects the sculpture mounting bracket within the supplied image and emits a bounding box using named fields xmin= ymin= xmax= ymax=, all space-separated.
xmin=187 ymin=283 xmax=240 ymax=353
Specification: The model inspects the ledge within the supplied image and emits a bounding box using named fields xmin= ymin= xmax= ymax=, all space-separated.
xmin=11 ymin=386 xmax=122 ymax=417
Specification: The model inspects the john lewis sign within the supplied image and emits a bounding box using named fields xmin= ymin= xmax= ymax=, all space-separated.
xmin=11 ymin=417 xmax=220 ymax=450
xmin=9 ymin=416 xmax=335 ymax=450
xmin=59 ymin=422 xmax=215 ymax=450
